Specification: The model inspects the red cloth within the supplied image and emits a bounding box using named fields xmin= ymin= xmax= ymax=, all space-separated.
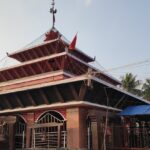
xmin=69 ymin=34 xmax=77 ymax=50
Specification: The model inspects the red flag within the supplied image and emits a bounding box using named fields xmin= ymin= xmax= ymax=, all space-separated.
xmin=69 ymin=34 xmax=77 ymax=50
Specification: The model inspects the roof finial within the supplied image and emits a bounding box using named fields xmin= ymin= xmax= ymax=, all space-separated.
xmin=50 ymin=0 xmax=57 ymax=28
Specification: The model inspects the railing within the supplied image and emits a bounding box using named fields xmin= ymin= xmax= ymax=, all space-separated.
xmin=108 ymin=125 xmax=150 ymax=149
xmin=15 ymin=131 xmax=26 ymax=149
xmin=32 ymin=130 xmax=67 ymax=149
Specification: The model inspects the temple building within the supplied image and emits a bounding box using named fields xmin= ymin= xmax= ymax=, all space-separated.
xmin=0 ymin=1 xmax=149 ymax=150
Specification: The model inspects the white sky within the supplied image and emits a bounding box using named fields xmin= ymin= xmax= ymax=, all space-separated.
xmin=0 ymin=0 xmax=150 ymax=81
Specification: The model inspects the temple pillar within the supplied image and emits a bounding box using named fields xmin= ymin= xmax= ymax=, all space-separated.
xmin=26 ymin=113 xmax=35 ymax=148
xmin=88 ymin=110 xmax=102 ymax=150
xmin=7 ymin=116 xmax=16 ymax=150
xmin=8 ymin=123 xmax=15 ymax=150
xmin=91 ymin=120 xmax=100 ymax=150
xmin=66 ymin=107 xmax=87 ymax=150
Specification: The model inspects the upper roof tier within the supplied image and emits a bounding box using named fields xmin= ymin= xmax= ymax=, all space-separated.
xmin=0 ymin=52 xmax=121 ymax=86
xmin=3 ymin=27 xmax=121 ymax=86
xmin=8 ymin=28 xmax=94 ymax=63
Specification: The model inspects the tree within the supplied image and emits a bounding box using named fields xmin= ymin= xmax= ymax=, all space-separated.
xmin=121 ymin=73 xmax=142 ymax=96
xmin=142 ymin=79 xmax=150 ymax=101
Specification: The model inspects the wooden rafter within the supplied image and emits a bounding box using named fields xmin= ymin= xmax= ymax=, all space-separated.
xmin=48 ymin=43 xmax=54 ymax=53
xmin=54 ymin=58 xmax=61 ymax=69
xmin=6 ymin=71 xmax=14 ymax=80
xmin=53 ymin=86 xmax=64 ymax=102
xmin=75 ymin=61 xmax=83 ymax=74
xmin=113 ymin=94 xmax=126 ymax=108
xmin=67 ymin=58 xmax=76 ymax=75
xmin=13 ymin=69 xmax=21 ymax=78
xmin=36 ymin=63 xmax=44 ymax=73
xmin=59 ymin=40 xmax=65 ymax=53
xmin=27 ymin=50 xmax=35 ymax=59
xmin=96 ymin=88 xmax=108 ymax=105
xmin=49 ymin=42 xmax=56 ymax=53
xmin=79 ymin=83 xmax=87 ymax=100
xmin=25 ymin=92 xmax=36 ymax=106
xmin=28 ymin=65 xmax=36 ymax=75
xmin=38 ymin=89 xmax=49 ymax=104
xmin=53 ymin=42 xmax=58 ymax=53
xmin=43 ymin=46 xmax=50 ymax=55
xmin=40 ymin=47 xmax=47 ymax=55
xmin=41 ymin=61 xmax=49 ymax=72
xmin=57 ymin=57 xmax=61 ymax=67
xmin=61 ymin=56 xmax=65 ymax=68
xmin=38 ymin=48 xmax=45 ymax=57
xmin=0 ymin=100 xmax=4 ymax=109
xmin=45 ymin=60 xmax=52 ymax=71
xmin=13 ymin=94 xmax=24 ymax=108
xmin=18 ymin=53 xmax=24 ymax=61
xmin=69 ymin=84 xmax=79 ymax=100
xmin=29 ymin=51 xmax=35 ymax=60
xmin=4 ymin=71 xmax=10 ymax=80
xmin=21 ymin=67 xmax=28 ymax=76
xmin=17 ymin=68 xmax=25 ymax=77
xmin=0 ymin=72 xmax=7 ymax=81
xmin=2 ymin=95 xmax=12 ymax=109
xmin=20 ymin=53 xmax=27 ymax=61
xmin=2 ymin=72 xmax=9 ymax=80
xmin=32 ymin=49 xmax=39 ymax=58
xmin=15 ymin=54 xmax=23 ymax=62
xmin=26 ymin=51 xmax=32 ymax=60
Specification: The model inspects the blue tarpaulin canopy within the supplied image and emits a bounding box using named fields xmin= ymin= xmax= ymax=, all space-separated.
xmin=119 ymin=105 xmax=150 ymax=116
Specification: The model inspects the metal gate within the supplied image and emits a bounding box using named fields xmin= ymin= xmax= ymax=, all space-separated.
xmin=15 ymin=117 xmax=26 ymax=149
xmin=30 ymin=112 xmax=67 ymax=149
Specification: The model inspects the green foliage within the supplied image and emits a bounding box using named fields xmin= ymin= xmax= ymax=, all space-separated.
xmin=121 ymin=73 xmax=150 ymax=101
xmin=142 ymin=79 xmax=150 ymax=101
xmin=121 ymin=73 xmax=142 ymax=96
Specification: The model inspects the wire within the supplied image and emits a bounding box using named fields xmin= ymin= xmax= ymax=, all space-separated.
xmin=105 ymin=59 xmax=150 ymax=73
xmin=21 ymin=32 xmax=46 ymax=49
xmin=93 ymin=59 xmax=106 ymax=71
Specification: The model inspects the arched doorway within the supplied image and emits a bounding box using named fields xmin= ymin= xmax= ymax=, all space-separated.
xmin=15 ymin=116 xmax=26 ymax=149
xmin=31 ymin=111 xmax=66 ymax=149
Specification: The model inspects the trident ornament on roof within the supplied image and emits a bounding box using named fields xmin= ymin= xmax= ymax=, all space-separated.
xmin=50 ymin=0 xmax=57 ymax=28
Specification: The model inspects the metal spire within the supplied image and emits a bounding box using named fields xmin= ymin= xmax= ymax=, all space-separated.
xmin=50 ymin=0 xmax=57 ymax=28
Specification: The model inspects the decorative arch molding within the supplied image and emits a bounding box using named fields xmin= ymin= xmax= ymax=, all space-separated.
xmin=35 ymin=110 xmax=66 ymax=123
xmin=16 ymin=114 xmax=27 ymax=123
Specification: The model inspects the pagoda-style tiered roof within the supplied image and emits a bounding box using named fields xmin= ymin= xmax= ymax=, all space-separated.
xmin=0 ymin=27 xmax=121 ymax=87
xmin=0 ymin=2 xmax=148 ymax=115
xmin=0 ymin=75 xmax=149 ymax=114
xmin=8 ymin=28 xmax=94 ymax=63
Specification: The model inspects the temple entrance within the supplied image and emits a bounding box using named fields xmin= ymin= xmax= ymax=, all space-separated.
xmin=15 ymin=116 xmax=26 ymax=149
xmin=31 ymin=111 xmax=67 ymax=149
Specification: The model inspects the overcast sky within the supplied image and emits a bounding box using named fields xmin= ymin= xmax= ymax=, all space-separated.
xmin=0 ymin=0 xmax=150 ymax=80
